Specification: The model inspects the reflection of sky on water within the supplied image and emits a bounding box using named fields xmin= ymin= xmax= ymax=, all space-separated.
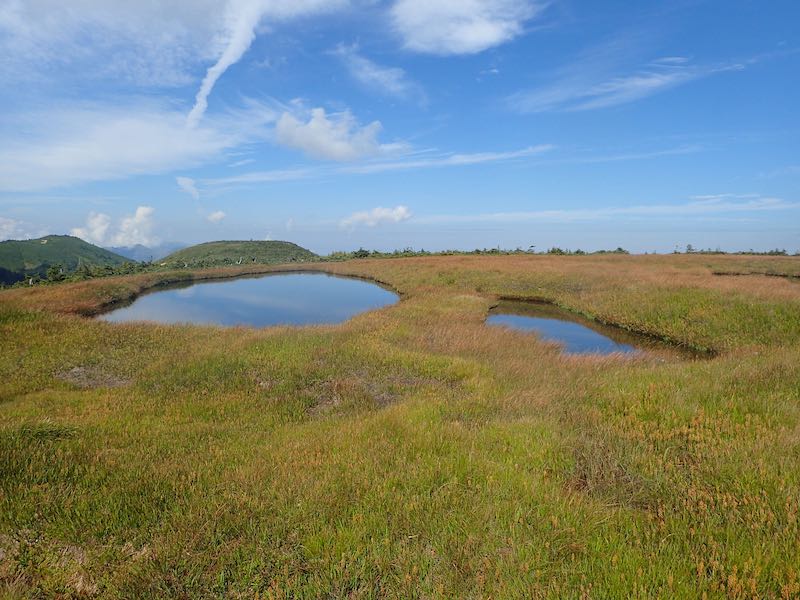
xmin=487 ymin=313 xmax=638 ymax=355
xmin=99 ymin=273 xmax=398 ymax=327
xmin=174 ymin=287 xmax=197 ymax=298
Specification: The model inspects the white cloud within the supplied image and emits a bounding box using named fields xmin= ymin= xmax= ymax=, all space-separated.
xmin=652 ymin=56 xmax=691 ymax=66
xmin=207 ymin=210 xmax=227 ymax=223
xmin=228 ymin=158 xmax=256 ymax=168
xmin=0 ymin=217 xmax=35 ymax=241
xmin=540 ymin=145 xmax=701 ymax=166
xmin=187 ymin=0 xmax=349 ymax=126
xmin=390 ymin=0 xmax=545 ymax=55
xmin=275 ymin=107 xmax=394 ymax=161
xmin=201 ymin=145 xmax=554 ymax=187
xmin=71 ymin=206 xmax=157 ymax=247
xmin=759 ymin=165 xmax=800 ymax=179
xmin=341 ymin=205 xmax=412 ymax=228
xmin=70 ymin=212 xmax=111 ymax=246
xmin=343 ymin=145 xmax=554 ymax=174
xmin=176 ymin=176 xmax=200 ymax=200
xmin=333 ymin=44 xmax=425 ymax=102
xmin=0 ymin=100 xmax=276 ymax=192
xmin=416 ymin=196 xmax=800 ymax=225
xmin=115 ymin=206 xmax=157 ymax=246
xmin=0 ymin=0 xmax=228 ymax=86
xmin=509 ymin=53 xmax=755 ymax=113
xmin=0 ymin=0 xmax=352 ymax=94
xmin=203 ymin=167 xmax=313 ymax=187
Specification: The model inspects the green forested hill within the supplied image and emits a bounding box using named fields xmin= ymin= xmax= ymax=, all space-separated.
xmin=160 ymin=240 xmax=318 ymax=268
xmin=0 ymin=235 xmax=128 ymax=284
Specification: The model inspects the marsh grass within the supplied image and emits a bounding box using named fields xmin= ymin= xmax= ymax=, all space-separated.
xmin=1 ymin=254 xmax=799 ymax=598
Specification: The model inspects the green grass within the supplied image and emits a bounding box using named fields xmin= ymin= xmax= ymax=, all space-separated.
xmin=159 ymin=240 xmax=317 ymax=269
xmin=0 ymin=254 xmax=799 ymax=598
xmin=0 ymin=235 xmax=128 ymax=284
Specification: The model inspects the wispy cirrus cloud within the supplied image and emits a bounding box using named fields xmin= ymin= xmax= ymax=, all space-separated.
xmin=508 ymin=55 xmax=755 ymax=113
xmin=203 ymin=167 xmax=314 ymax=187
xmin=197 ymin=142 xmax=708 ymax=190
xmin=200 ymin=144 xmax=554 ymax=187
xmin=202 ymin=168 xmax=314 ymax=186
xmin=543 ymin=145 xmax=702 ymax=165
xmin=0 ymin=99 xmax=277 ymax=192
xmin=0 ymin=0 xmax=223 ymax=86
xmin=415 ymin=195 xmax=800 ymax=225
xmin=342 ymin=144 xmax=554 ymax=174
xmin=0 ymin=93 xmax=414 ymax=192
xmin=333 ymin=44 xmax=426 ymax=103
xmin=505 ymin=27 xmax=789 ymax=114
xmin=758 ymin=165 xmax=800 ymax=179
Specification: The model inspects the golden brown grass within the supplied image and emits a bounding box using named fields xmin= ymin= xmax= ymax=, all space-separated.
xmin=1 ymin=253 xmax=799 ymax=598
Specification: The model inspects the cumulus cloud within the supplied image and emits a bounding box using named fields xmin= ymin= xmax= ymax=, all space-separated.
xmin=340 ymin=205 xmax=412 ymax=228
xmin=116 ymin=206 xmax=157 ymax=246
xmin=71 ymin=206 xmax=157 ymax=247
xmin=333 ymin=44 xmax=425 ymax=102
xmin=176 ymin=176 xmax=200 ymax=200
xmin=390 ymin=0 xmax=545 ymax=55
xmin=207 ymin=210 xmax=227 ymax=223
xmin=70 ymin=212 xmax=111 ymax=246
xmin=0 ymin=217 xmax=34 ymax=241
xmin=276 ymin=107 xmax=394 ymax=161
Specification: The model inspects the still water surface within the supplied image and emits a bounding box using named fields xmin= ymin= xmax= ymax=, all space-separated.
xmin=487 ymin=301 xmax=641 ymax=355
xmin=99 ymin=272 xmax=398 ymax=327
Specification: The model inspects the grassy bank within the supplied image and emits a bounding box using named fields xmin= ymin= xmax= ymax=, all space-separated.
xmin=1 ymin=254 xmax=799 ymax=598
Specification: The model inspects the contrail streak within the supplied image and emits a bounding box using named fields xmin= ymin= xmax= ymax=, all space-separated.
xmin=187 ymin=0 xmax=347 ymax=128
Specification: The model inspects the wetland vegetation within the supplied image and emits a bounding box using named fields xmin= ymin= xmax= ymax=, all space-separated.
xmin=1 ymin=253 xmax=799 ymax=598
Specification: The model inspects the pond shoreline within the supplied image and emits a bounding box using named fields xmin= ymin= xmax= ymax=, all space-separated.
xmin=494 ymin=294 xmax=717 ymax=357
xmin=95 ymin=270 xmax=400 ymax=328
xmin=78 ymin=265 xmax=404 ymax=319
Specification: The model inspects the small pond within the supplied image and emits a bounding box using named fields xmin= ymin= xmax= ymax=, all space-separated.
xmin=98 ymin=272 xmax=398 ymax=327
xmin=487 ymin=301 xmax=645 ymax=356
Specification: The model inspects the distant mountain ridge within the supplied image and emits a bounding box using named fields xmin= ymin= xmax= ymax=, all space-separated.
xmin=0 ymin=235 xmax=128 ymax=284
xmin=107 ymin=243 xmax=186 ymax=262
xmin=160 ymin=240 xmax=318 ymax=268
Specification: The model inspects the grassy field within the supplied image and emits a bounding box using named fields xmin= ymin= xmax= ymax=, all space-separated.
xmin=1 ymin=254 xmax=799 ymax=598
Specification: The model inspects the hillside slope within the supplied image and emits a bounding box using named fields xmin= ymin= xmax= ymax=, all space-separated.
xmin=0 ymin=235 xmax=128 ymax=284
xmin=160 ymin=240 xmax=317 ymax=268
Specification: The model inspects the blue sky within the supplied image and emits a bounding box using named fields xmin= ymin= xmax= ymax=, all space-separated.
xmin=0 ymin=0 xmax=798 ymax=253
